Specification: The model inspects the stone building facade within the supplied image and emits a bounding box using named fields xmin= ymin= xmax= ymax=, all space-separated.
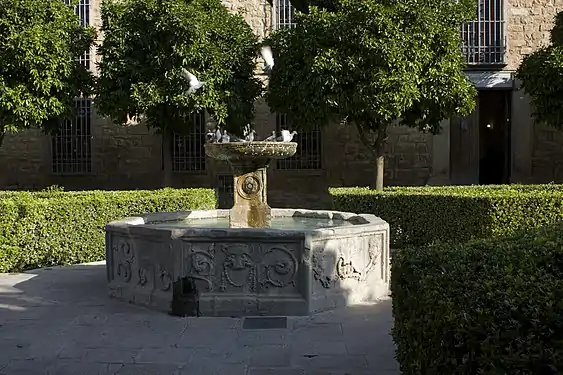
xmin=1 ymin=0 xmax=562 ymax=207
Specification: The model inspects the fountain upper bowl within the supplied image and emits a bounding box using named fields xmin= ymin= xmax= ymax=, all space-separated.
xmin=204 ymin=141 xmax=297 ymax=161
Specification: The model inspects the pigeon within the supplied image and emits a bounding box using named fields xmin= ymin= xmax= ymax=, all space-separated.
xmin=205 ymin=131 xmax=216 ymax=143
xmin=245 ymin=129 xmax=256 ymax=142
xmin=278 ymin=129 xmax=297 ymax=142
xmin=264 ymin=131 xmax=276 ymax=141
xmin=215 ymin=127 xmax=221 ymax=142
xmin=260 ymin=46 xmax=275 ymax=73
xmin=220 ymin=130 xmax=230 ymax=143
xmin=181 ymin=68 xmax=205 ymax=94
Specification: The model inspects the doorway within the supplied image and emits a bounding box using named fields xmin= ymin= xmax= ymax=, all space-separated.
xmin=478 ymin=90 xmax=511 ymax=185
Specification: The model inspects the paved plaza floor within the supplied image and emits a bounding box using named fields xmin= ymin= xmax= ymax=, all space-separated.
xmin=0 ymin=262 xmax=398 ymax=375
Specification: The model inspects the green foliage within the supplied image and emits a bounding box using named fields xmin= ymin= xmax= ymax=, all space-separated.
xmin=95 ymin=0 xmax=263 ymax=135
xmin=0 ymin=188 xmax=215 ymax=273
xmin=0 ymin=0 xmax=95 ymax=143
xmin=516 ymin=11 xmax=563 ymax=129
xmin=265 ymin=0 xmax=477 ymax=138
xmin=391 ymin=223 xmax=563 ymax=374
xmin=331 ymin=185 xmax=563 ymax=248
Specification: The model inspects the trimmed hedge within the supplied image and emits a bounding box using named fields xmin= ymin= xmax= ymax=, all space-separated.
xmin=331 ymin=185 xmax=563 ymax=247
xmin=0 ymin=188 xmax=215 ymax=273
xmin=391 ymin=222 xmax=563 ymax=374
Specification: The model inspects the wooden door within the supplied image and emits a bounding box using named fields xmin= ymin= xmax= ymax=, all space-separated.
xmin=450 ymin=96 xmax=480 ymax=185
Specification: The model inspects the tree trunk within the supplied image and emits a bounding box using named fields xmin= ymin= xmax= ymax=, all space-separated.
xmin=375 ymin=149 xmax=384 ymax=191
xmin=0 ymin=121 xmax=5 ymax=148
xmin=356 ymin=123 xmax=387 ymax=191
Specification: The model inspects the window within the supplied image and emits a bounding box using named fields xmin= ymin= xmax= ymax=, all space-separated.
xmin=52 ymin=1 xmax=92 ymax=174
xmin=64 ymin=0 xmax=91 ymax=69
xmin=52 ymin=98 xmax=92 ymax=174
xmin=217 ymin=175 xmax=234 ymax=209
xmin=461 ymin=0 xmax=506 ymax=65
xmin=274 ymin=0 xmax=296 ymax=29
xmin=172 ymin=112 xmax=206 ymax=172
xmin=276 ymin=113 xmax=322 ymax=170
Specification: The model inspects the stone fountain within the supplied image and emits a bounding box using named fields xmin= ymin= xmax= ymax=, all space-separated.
xmin=105 ymin=46 xmax=390 ymax=315
xmin=105 ymin=137 xmax=390 ymax=316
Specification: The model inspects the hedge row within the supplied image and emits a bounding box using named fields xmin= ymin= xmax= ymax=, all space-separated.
xmin=391 ymin=222 xmax=563 ymax=374
xmin=331 ymin=185 xmax=563 ymax=247
xmin=0 ymin=188 xmax=215 ymax=272
xmin=3 ymin=184 xmax=563 ymax=272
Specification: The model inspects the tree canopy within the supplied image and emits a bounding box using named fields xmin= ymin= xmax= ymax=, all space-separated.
xmin=516 ymin=12 xmax=563 ymax=129
xmin=0 ymin=0 xmax=95 ymax=146
xmin=95 ymin=0 xmax=263 ymax=135
xmin=266 ymin=0 xmax=477 ymax=189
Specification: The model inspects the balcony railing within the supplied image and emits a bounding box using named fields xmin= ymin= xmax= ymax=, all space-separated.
xmin=461 ymin=0 xmax=506 ymax=65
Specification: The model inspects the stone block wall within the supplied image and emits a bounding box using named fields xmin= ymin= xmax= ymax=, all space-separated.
xmin=506 ymin=0 xmax=563 ymax=70
xmin=506 ymin=0 xmax=563 ymax=183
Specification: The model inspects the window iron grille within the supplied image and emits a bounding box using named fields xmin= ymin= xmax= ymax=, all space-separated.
xmin=275 ymin=113 xmax=322 ymax=170
xmin=274 ymin=0 xmax=296 ymax=29
xmin=52 ymin=98 xmax=92 ymax=174
xmin=217 ymin=174 xmax=234 ymax=209
xmin=64 ymin=0 xmax=91 ymax=69
xmin=172 ymin=112 xmax=206 ymax=172
xmin=461 ymin=0 xmax=506 ymax=65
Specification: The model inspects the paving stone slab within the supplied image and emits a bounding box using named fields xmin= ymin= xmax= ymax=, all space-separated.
xmin=0 ymin=264 xmax=398 ymax=375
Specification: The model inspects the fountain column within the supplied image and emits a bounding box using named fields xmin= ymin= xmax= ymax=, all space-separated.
xmin=229 ymin=158 xmax=271 ymax=228
xmin=204 ymin=142 xmax=297 ymax=228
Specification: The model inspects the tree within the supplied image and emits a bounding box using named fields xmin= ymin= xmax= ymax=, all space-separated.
xmin=265 ymin=0 xmax=477 ymax=189
xmin=95 ymin=0 xmax=263 ymax=136
xmin=0 ymin=0 xmax=95 ymax=147
xmin=516 ymin=12 xmax=563 ymax=130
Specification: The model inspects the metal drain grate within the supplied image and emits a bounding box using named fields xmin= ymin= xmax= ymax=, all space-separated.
xmin=242 ymin=317 xmax=287 ymax=330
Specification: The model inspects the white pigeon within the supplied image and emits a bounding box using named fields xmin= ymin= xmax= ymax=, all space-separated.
xmin=245 ymin=129 xmax=256 ymax=142
xmin=181 ymin=68 xmax=205 ymax=94
xmin=264 ymin=131 xmax=276 ymax=141
xmin=279 ymin=129 xmax=297 ymax=142
xmin=221 ymin=130 xmax=230 ymax=143
xmin=205 ymin=131 xmax=216 ymax=143
xmin=215 ymin=127 xmax=221 ymax=142
xmin=260 ymin=46 xmax=275 ymax=73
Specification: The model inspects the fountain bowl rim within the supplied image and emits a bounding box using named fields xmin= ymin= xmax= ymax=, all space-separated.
xmin=204 ymin=141 xmax=298 ymax=161
xmin=107 ymin=208 xmax=389 ymax=238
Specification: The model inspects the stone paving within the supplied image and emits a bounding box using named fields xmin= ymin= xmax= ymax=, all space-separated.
xmin=0 ymin=262 xmax=398 ymax=375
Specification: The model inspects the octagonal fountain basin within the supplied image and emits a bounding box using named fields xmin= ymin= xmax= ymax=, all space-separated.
xmin=105 ymin=209 xmax=390 ymax=317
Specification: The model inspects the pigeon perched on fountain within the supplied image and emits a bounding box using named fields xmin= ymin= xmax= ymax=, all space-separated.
xmin=260 ymin=46 xmax=275 ymax=74
xmin=264 ymin=131 xmax=276 ymax=141
xmin=277 ymin=129 xmax=297 ymax=142
xmin=220 ymin=130 xmax=230 ymax=143
xmin=215 ymin=127 xmax=222 ymax=142
xmin=206 ymin=130 xmax=217 ymax=143
xmin=181 ymin=68 xmax=205 ymax=94
xmin=245 ymin=129 xmax=256 ymax=142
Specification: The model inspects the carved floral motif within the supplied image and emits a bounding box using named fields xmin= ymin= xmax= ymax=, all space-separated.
xmin=113 ymin=238 xmax=134 ymax=283
xmin=237 ymin=174 xmax=261 ymax=200
xmin=158 ymin=265 xmax=172 ymax=291
xmin=187 ymin=243 xmax=215 ymax=292
xmin=261 ymin=246 xmax=298 ymax=288
xmin=138 ymin=267 xmax=149 ymax=286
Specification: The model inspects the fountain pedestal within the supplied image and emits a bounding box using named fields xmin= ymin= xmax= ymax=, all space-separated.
xmin=205 ymin=142 xmax=298 ymax=228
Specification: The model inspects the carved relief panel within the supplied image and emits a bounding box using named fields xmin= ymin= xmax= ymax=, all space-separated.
xmin=108 ymin=235 xmax=174 ymax=292
xmin=312 ymin=232 xmax=385 ymax=290
xmin=179 ymin=240 xmax=302 ymax=296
